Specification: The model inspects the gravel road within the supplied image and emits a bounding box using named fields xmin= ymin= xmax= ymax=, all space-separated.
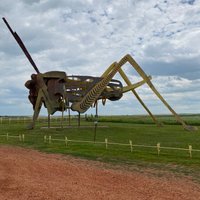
xmin=0 ymin=146 xmax=200 ymax=200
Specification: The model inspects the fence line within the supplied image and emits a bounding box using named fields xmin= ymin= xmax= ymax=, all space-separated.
xmin=0 ymin=133 xmax=25 ymax=142
xmin=45 ymin=136 xmax=200 ymax=158
xmin=0 ymin=116 xmax=77 ymax=124
xmin=1 ymin=133 xmax=200 ymax=158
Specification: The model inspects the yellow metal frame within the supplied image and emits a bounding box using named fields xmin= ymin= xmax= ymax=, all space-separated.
xmin=72 ymin=54 xmax=196 ymax=131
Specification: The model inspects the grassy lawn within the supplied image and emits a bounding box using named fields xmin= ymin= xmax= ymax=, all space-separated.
xmin=0 ymin=115 xmax=200 ymax=180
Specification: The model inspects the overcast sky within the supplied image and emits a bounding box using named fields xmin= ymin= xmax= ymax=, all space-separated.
xmin=0 ymin=0 xmax=200 ymax=117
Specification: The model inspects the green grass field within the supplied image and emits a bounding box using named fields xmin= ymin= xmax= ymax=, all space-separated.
xmin=0 ymin=114 xmax=200 ymax=180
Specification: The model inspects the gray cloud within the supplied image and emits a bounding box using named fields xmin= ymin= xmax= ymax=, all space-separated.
xmin=0 ymin=0 xmax=200 ymax=116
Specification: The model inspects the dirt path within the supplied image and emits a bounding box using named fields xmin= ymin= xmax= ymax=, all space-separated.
xmin=0 ymin=146 xmax=200 ymax=200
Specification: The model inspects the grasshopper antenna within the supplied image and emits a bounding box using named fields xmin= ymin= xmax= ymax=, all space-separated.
xmin=2 ymin=17 xmax=40 ymax=74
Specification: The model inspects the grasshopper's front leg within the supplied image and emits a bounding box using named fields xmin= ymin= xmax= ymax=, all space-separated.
xmin=27 ymin=90 xmax=43 ymax=129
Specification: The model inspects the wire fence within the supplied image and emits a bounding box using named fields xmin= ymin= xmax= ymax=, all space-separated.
xmin=0 ymin=116 xmax=70 ymax=124
xmin=1 ymin=133 xmax=200 ymax=158
xmin=0 ymin=116 xmax=85 ymax=128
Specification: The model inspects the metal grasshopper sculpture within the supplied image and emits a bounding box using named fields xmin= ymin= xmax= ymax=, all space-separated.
xmin=3 ymin=17 xmax=197 ymax=131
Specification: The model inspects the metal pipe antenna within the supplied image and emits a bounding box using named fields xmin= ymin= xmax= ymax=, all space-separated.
xmin=2 ymin=17 xmax=40 ymax=74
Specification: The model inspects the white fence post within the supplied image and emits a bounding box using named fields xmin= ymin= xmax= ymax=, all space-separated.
xmin=129 ymin=140 xmax=133 ymax=152
xmin=6 ymin=133 xmax=9 ymax=141
xmin=105 ymin=138 xmax=108 ymax=149
xmin=65 ymin=136 xmax=68 ymax=147
xmin=189 ymin=145 xmax=192 ymax=158
xmin=44 ymin=135 xmax=47 ymax=143
xmin=157 ymin=143 xmax=160 ymax=156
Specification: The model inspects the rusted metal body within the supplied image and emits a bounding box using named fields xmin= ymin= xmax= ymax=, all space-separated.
xmin=25 ymin=73 xmax=123 ymax=114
